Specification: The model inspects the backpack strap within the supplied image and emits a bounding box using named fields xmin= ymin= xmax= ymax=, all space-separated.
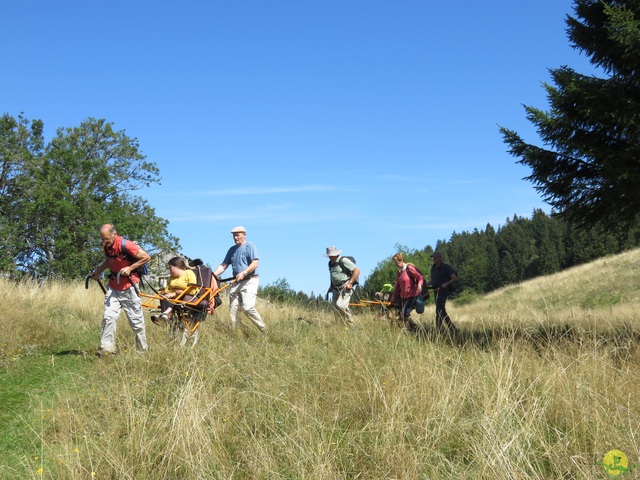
xmin=406 ymin=266 xmax=415 ymax=284
xmin=120 ymin=238 xmax=134 ymax=261
xmin=338 ymin=256 xmax=351 ymax=276
xmin=339 ymin=256 xmax=359 ymax=286
xmin=405 ymin=263 xmax=420 ymax=284
xmin=328 ymin=256 xmax=357 ymax=289
xmin=328 ymin=256 xmax=351 ymax=276
xmin=117 ymin=238 xmax=146 ymax=288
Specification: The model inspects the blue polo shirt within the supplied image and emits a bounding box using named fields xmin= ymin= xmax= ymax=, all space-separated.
xmin=223 ymin=242 xmax=259 ymax=277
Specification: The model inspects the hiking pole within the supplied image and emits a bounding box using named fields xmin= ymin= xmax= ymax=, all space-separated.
xmin=85 ymin=274 xmax=106 ymax=294
xmin=116 ymin=271 xmax=140 ymax=296
xmin=145 ymin=280 xmax=161 ymax=296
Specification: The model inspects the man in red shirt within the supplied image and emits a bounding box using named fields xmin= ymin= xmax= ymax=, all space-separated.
xmin=90 ymin=224 xmax=150 ymax=355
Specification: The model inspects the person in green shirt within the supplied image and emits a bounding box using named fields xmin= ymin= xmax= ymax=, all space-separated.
xmin=325 ymin=246 xmax=360 ymax=328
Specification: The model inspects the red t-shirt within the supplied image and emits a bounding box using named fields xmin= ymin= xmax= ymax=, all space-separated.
xmin=104 ymin=235 xmax=141 ymax=291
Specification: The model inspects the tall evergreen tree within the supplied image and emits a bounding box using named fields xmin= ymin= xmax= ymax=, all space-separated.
xmin=362 ymin=211 xmax=640 ymax=297
xmin=530 ymin=209 xmax=562 ymax=276
xmin=482 ymin=224 xmax=501 ymax=291
xmin=449 ymin=229 xmax=487 ymax=293
xmin=500 ymin=0 xmax=640 ymax=231
xmin=496 ymin=216 xmax=535 ymax=285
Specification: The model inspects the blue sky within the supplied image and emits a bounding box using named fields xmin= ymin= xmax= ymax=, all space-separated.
xmin=2 ymin=1 xmax=595 ymax=295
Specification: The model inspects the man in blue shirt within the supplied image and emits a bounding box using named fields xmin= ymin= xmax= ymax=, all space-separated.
xmin=213 ymin=226 xmax=266 ymax=332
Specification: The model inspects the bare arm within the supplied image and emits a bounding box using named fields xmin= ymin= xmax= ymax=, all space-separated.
xmin=213 ymin=263 xmax=228 ymax=278
xmin=90 ymin=259 xmax=110 ymax=280
xmin=344 ymin=266 xmax=360 ymax=290
xmin=442 ymin=271 xmax=458 ymax=289
xmin=237 ymin=259 xmax=259 ymax=281
xmin=120 ymin=248 xmax=150 ymax=278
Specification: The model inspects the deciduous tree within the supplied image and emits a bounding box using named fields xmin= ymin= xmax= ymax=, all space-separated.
xmin=0 ymin=114 xmax=179 ymax=279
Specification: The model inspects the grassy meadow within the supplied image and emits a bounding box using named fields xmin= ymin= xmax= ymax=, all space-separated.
xmin=1 ymin=250 xmax=640 ymax=479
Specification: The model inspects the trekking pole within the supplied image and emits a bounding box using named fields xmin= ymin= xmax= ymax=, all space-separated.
xmin=85 ymin=274 xmax=106 ymax=294
xmin=116 ymin=271 xmax=140 ymax=296
xmin=145 ymin=280 xmax=161 ymax=296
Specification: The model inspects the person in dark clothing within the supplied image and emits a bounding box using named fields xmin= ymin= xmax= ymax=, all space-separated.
xmin=425 ymin=251 xmax=459 ymax=334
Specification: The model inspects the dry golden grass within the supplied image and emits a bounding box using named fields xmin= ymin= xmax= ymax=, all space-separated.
xmin=1 ymin=250 xmax=640 ymax=479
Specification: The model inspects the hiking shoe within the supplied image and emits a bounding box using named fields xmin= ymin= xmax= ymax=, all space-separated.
xmin=96 ymin=348 xmax=116 ymax=357
xmin=151 ymin=315 xmax=161 ymax=325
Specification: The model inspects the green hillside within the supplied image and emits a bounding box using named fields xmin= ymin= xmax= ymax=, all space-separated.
xmin=456 ymin=247 xmax=640 ymax=327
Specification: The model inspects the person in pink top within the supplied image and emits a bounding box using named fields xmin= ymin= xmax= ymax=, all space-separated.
xmin=389 ymin=252 xmax=423 ymax=332
xmin=90 ymin=224 xmax=150 ymax=356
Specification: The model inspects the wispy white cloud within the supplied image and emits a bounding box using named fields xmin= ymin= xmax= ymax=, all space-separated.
xmin=260 ymin=203 xmax=293 ymax=211
xmin=194 ymin=185 xmax=339 ymax=196
xmin=169 ymin=212 xmax=241 ymax=222
xmin=170 ymin=208 xmax=352 ymax=224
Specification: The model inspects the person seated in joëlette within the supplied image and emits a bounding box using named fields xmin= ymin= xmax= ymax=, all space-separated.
xmin=152 ymin=256 xmax=198 ymax=325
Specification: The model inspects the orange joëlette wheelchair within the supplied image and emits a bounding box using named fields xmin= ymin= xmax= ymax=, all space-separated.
xmin=139 ymin=261 xmax=229 ymax=340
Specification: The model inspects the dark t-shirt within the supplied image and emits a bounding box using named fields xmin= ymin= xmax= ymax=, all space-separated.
xmin=430 ymin=262 xmax=455 ymax=288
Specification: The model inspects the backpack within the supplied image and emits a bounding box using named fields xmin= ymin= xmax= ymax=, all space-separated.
xmin=448 ymin=266 xmax=460 ymax=292
xmin=328 ymin=255 xmax=359 ymax=286
xmin=107 ymin=238 xmax=149 ymax=277
xmin=213 ymin=294 xmax=223 ymax=308
xmin=210 ymin=275 xmax=223 ymax=308
xmin=405 ymin=263 xmax=429 ymax=298
xmin=339 ymin=256 xmax=359 ymax=285
xmin=433 ymin=263 xmax=461 ymax=292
